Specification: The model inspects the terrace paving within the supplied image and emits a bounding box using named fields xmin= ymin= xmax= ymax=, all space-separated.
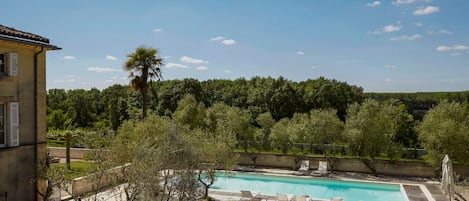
xmin=59 ymin=165 xmax=455 ymax=201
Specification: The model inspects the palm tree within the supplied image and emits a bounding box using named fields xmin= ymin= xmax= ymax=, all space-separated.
xmin=124 ymin=46 xmax=163 ymax=119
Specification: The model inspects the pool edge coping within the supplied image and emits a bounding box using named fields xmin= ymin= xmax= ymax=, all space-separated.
xmin=214 ymin=170 xmax=419 ymax=200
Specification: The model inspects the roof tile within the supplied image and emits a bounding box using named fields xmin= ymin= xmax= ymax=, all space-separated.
xmin=0 ymin=25 xmax=50 ymax=44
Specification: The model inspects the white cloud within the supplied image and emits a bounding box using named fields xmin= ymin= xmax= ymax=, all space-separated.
xmin=383 ymin=25 xmax=401 ymax=32
xmin=453 ymin=45 xmax=469 ymax=50
xmin=393 ymin=0 xmax=416 ymax=5
xmin=166 ymin=63 xmax=189 ymax=69
xmin=221 ymin=39 xmax=236 ymax=45
xmin=390 ymin=34 xmax=422 ymax=41
xmin=196 ymin=66 xmax=208 ymax=71
xmin=106 ymin=55 xmax=118 ymax=61
xmin=436 ymin=45 xmax=469 ymax=52
xmin=210 ymin=36 xmax=225 ymax=41
xmin=54 ymin=76 xmax=76 ymax=83
xmin=414 ymin=6 xmax=439 ymax=15
xmin=384 ymin=78 xmax=392 ymax=83
xmin=210 ymin=36 xmax=236 ymax=45
xmin=385 ymin=64 xmax=396 ymax=68
xmin=105 ymin=80 xmax=114 ymax=83
xmin=64 ymin=56 xmax=76 ymax=60
xmin=224 ymin=70 xmax=232 ymax=74
xmin=450 ymin=52 xmax=462 ymax=57
xmin=311 ymin=66 xmax=318 ymax=69
xmin=440 ymin=30 xmax=453 ymax=35
xmin=392 ymin=0 xmax=431 ymax=6
xmin=366 ymin=1 xmax=381 ymax=7
xmin=180 ymin=56 xmax=208 ymax=64
xmin=427 ymin=30 xmax=453 ymax=35
xmin=415 ymin=22 xmax=423 ymax=27
xmin=296 ymin=51 xmax=305 ymax=55
xmin=436 ymin=46 xmax=452 ymax=51
xmin=153 ymin=28 xmax=162 ymax=32
xmin=372 ymin=24 xmax=401 ymax=34
xmin=88 ymin=67 xmax=122 ymax=73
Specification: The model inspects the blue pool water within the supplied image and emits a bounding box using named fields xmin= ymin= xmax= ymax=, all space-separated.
xmin=211 ymin=172 xmax=407 ymax=201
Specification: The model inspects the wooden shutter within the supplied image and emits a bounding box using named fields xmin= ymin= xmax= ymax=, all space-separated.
xmin=9 ymin=102 xmax=19 ymax=147
xmin=8 ymin=52 xmax=18 ymax=76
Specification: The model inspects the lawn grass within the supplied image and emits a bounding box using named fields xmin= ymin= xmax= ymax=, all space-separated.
xmin=50 ymin=161 xmax=93 ymax=179
xmin=47 ymin=138 xmax=65 ymax=147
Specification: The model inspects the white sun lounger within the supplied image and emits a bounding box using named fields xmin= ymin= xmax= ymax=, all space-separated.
xmin=276 ymin=193 xmax=289 ymax=201
xmin=240 ymin=190 xmax=263 ymax=201
xmin=293 ymin=194 xmax=310 ymax=201
xmin=311 ymin=161 xmax=328 ymax=176
xmin=298 ymin=160 xmax=310 ymax=175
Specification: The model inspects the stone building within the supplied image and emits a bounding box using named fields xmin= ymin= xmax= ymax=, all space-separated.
xmin=0 ymin=25 xmax=60 ymax=200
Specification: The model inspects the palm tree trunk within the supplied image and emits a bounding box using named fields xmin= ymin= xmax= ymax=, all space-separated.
xmin=141 ymin=89 xmax=147 ymax=119
xmin=66 ymin=132 xmax=71 ymax=170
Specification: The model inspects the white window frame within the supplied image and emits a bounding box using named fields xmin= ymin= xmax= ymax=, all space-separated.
xmin=8 ymin=102 xmax=19 ymax=147
xmin=0 ymin=103 xmax=5 ymax=147
xmin=0 ymin=52 xmax=18 ymax=77
xmin=0 ymin=102 xmax=19 ymax=148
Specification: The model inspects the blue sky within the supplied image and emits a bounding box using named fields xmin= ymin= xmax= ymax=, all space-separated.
xmin=2 ymin=0 xmax=469 ymax=92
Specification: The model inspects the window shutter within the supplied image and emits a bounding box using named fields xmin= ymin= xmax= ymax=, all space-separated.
xmin=8 ymin=52 xmax=18 ymax=76
xmin=9 ymin=102 xmax=19 ymax=147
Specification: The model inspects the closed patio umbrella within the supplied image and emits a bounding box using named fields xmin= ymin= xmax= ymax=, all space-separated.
xmin=441 ymin=154 xmax=454 ymax=200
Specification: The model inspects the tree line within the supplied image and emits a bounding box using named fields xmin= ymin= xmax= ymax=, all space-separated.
xmin=47 ymin=76 xmax=363 ymax=130
xmin=46 ymin=76 xmax=469 ymax=164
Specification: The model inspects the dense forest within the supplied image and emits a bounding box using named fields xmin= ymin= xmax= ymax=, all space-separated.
xmin=47 ymin=76 xmax=363 ymax=131
xmin=46 ymin=76 xmax=469 ymax=164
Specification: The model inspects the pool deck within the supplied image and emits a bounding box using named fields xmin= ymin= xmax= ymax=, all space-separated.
xmin=206 ymin=166 xmax=451 ymax=201
xmin=68 ymin=166 xmax=461 ymax=201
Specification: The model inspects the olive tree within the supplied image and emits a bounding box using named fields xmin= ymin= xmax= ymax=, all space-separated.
xmin=173 ymin=99 xmax=239 ymax=200
xmin=195 ymin=128 xmax=238 ymax=199
xmin=417 ymin=100 xmax=469 ymax=165
xmin=109 ymin=116 xmax=200 ymax=200
xmin=255 ymin=112 xmax=275 ymax=151
xmin=344 ymin=99 xmax=407 ymax=158
xmin=343 ymin=99 xmax=408 ymax=175
xmin=270 ymin=118 xmax=293 ymax=154
xmin=173 ymin=94 xmax=206 ymax=129
xmin=307 ymin=109 xmax=343 ymax=155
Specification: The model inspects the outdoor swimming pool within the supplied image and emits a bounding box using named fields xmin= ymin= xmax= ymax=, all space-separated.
xmin=211 ymin=172 xmax=408 ymax=201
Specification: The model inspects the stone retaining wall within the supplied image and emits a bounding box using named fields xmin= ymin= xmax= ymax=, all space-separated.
xmin=72 ymin=163 xmax=129 ymax=197
xmin=238 ymin=152 xmax=469 ymax=178
xmin=48 ymin=147 xmax=468 ymax=179
xmin=48 ymin=147 xmax=93 ymax=159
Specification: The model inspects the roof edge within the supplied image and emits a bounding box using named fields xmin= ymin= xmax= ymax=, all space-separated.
xmin=0 ymin=35 xmax=61 ymax=50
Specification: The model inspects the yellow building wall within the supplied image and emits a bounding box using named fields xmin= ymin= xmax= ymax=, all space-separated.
xmin=0 ymin=40 xmax=49 ymax=201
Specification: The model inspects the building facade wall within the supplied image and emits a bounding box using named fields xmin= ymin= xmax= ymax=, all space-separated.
xmin=0 ymin=40 xmax=47 ymax=201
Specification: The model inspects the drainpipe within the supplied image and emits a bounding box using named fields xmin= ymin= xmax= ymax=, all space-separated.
xmin=33 ymin=47 xmax=44 ymax=201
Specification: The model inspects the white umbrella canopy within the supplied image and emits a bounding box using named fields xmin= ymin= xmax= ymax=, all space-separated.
xmin=441 ymin=154 xmax=454 ymax=199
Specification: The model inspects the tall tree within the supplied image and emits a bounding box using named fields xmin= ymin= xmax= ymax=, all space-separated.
xmin=308 ymin=109 xmax=343 ymax=153
xmin=344 ymin=99 xmax=406 ymax=159
xmin=124 ymin=46 xmax=163 ymax=119
xmin=417 ymin=100 xmax=469 ymax=165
